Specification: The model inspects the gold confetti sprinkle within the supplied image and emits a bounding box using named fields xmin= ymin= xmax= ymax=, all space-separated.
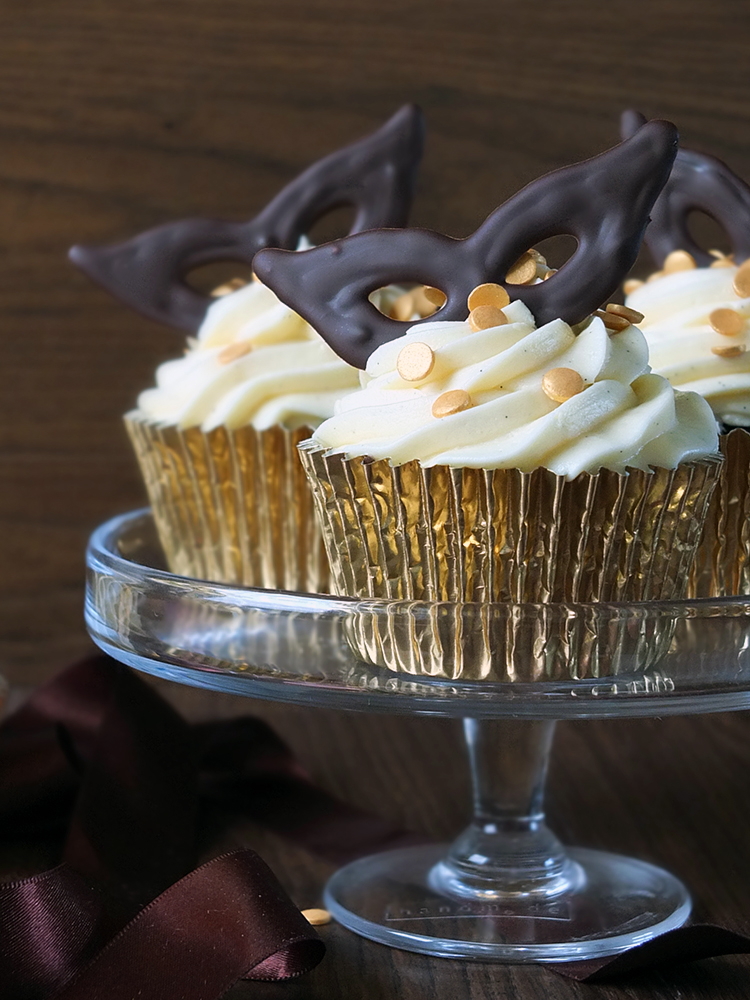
xmin=543 ymin=269 xmax=557 ymax=280
xmin=390 ymin=292 xmax=415 ymax=321
xmin=211 ymin=277 xmax=248 ymax=297
xmin=397 ymin=342 xmax=435 ymax=381
xmin=733 ymin=261 xmax=750 ymax=298
xmin=410 ymin=286 xmax=441 ymax=318
xmin=528 ymin=248 xmax=547 ymax=264
xmin=711 ymin=344 xmax=745 ymax=358
xmin=422 ymin=285 xmax=447 ymax=308
xmin=709 ymin=308 xmax=744 ymax=337
xmin=663 ymin=250 xmax=697 ymax=273
xmin=432 ymin=389 xmax=472 ymax=418
xmin=468 ymin=305 xmax=508 ymax=332
xmin=302 ymin=908 xmax=332 ymax=926
xmin=542 ymin=368 xmax=585 ymax=403
xmin=623 ymin=279 xmax=644 ymax=295
xmin=217 ymin=341 xmax=253 ymax=364
xmin=709 ymin=249 xmax=734 ymax=268
xmin=646 ymin=270 xmax=665 ymax=282
xmin=467 ymin=282 xmax=511 ymax=312
xmin=506 ymin=251 xmax=538 ymax=285
xmin=606 ymin=302 xmax=644 ymax=324
xmin=595 ymin=309 xmax=631 ymax=333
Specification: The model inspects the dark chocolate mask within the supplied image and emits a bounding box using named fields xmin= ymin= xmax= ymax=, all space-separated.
xmin=621 ymin=109 xmax=750 ymax=268
xmin=68 ymin=104 xmax=425 ymax=332
xmin=254 ymin=119 xmax=678 ymax=369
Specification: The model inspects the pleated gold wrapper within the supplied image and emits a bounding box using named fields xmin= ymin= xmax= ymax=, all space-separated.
xmin=125 ymin=413 xmax=328 ymax=592
xmin=298 ymin=441 xmax=723 ymax=679
xmin=691 ymin=429 xmax=750 ymax=598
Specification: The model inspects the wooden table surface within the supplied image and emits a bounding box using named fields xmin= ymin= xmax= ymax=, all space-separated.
xmin=3 ymin=0 xmax=750 ymax=686
xmin=7 ymin=676 xmax=750 ymax=999
xmin=2 ymin=0 xmax=750 ymax=996
xmin=146 ymin=688 xmax=750 ymax=999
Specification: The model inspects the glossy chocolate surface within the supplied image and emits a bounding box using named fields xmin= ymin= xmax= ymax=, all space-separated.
xmin=69 ymin=104 xmax=425 ymax=331
xmin=622 ymin=109 xmax=750 ymax=267
xmin=255 ymin=120 xmax=678 ymax=369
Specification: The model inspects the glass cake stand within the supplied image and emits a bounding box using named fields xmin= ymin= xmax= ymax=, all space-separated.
xmin=85 ymin=509 xmax=750 ymax=964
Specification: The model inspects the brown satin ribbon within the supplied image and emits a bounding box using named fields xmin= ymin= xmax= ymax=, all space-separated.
xmin=0 ymin=656 xmax=748 ymax=996
xmin=51 ymin=852 xmax=324 ymax=1000
xmin=0 ymin=656 xmax=416 ymax=999
xmin=556 ymin=925 xmax=750 ymax=982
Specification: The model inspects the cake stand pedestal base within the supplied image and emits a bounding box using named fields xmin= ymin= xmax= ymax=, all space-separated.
xmin=324 ymin=843 xmax=690 ymax=962
xmin=325 ymin=717 xmax=690 ymax=962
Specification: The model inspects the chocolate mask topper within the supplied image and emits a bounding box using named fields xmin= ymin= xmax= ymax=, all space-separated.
xmin=621 ymin=109 xmax=750 ymax=268
xmin=254 ymin=120 xmax=678 ymax=369
xmin=69 ymin=104 xmax=425 ymax=332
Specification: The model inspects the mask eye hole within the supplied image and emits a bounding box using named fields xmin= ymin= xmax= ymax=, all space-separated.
xmin=686 ymin=209 xmax=731 ymax=259
xmin=504 ymin=235 xmax=578 ymax=285
xmin=533 ymin=234 xmax=578 ymax=272
xmin=306 ymin=204 xmax=357 ymax=246
xmin=369 ymin=284 xmax=447 ymax=320
xmin=184 ymin=261 xmax=255 ymax=295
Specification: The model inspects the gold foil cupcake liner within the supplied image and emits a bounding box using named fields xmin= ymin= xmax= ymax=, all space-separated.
xmin=126 ymin=414 xmax=328 ymax=592
xmin=691 ymin=428 xmax=750 ymax=598
xmin=343 ymin=599 xmax=676 ymax=681
xmin=663 ymin=607 xmax=750 ymax=684
xmin=298 ymin=443 xmax=722 ymax=679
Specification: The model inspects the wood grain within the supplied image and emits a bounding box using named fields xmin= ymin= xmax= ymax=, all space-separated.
xmin=2 ymin=0 xmax=750 ymax=682
xmin=3 ymin=2 xmax=750 ymax=996
xmin=212 ymin=703 xmax=750 ymax=999
xmin=4 ymin=679 xmax=750 ymax=998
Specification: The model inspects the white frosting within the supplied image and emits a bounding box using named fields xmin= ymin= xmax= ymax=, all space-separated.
xmin=627 ymin=266 xmax=750 ymax=427
xmin=135 ymin=279 xmax=360 ymax=431
xmin=312 ymin=300 xmax=719 ymax=477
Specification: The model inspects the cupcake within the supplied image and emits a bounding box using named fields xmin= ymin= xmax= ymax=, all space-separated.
xmin=254 ymin=119 xmax=723 ymax=678
xmin=622 ymin=110 xmax=750 ymax=597
xmin=70 ymin=106 xmax=425 ymax=591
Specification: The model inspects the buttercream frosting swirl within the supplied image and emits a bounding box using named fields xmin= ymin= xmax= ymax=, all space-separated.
xmin=134 ymin=278 xmax=360 ymax=431
xmin=626 ymin=265 xmax=750 ymax=427
xmin=312 ymin=299 xmax=719 ymax=476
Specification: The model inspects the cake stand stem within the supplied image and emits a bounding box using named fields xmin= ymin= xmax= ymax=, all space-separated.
xmin=429 ymin=718 xmax=582 ymax=899
xmin=324 ymin=712 xmax=691 ymax=961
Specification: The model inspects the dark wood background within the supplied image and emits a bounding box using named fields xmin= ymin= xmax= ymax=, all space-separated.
xmin=2 ymin=1 xmax=750 ymax=997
